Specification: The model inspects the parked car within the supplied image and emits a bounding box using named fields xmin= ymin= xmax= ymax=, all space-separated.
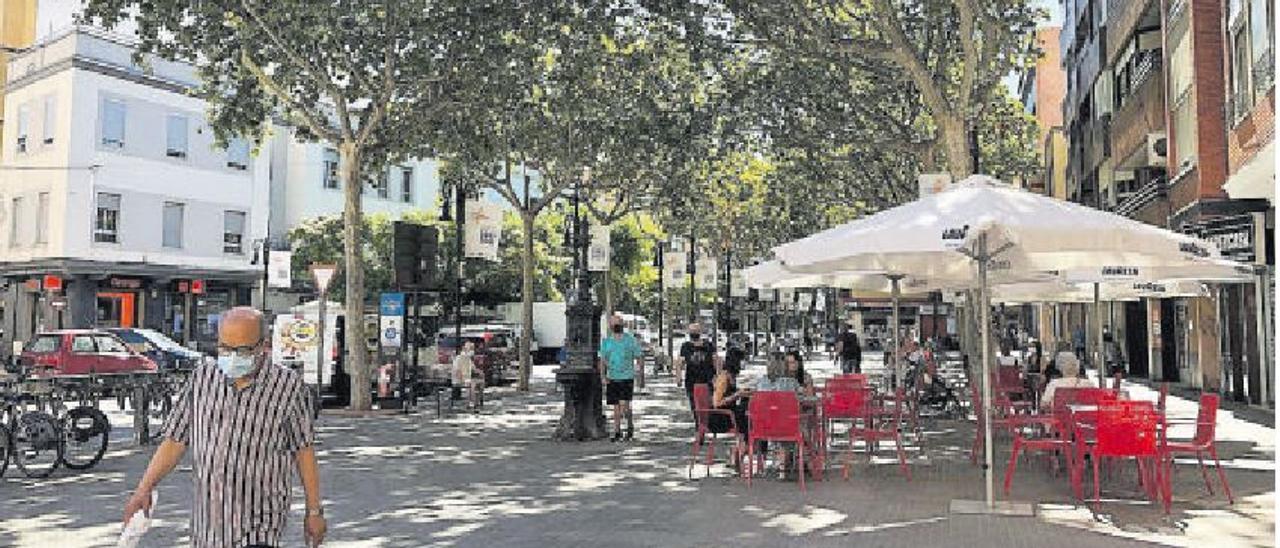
xmin=107 ymin=328 xmax=204 ymax=371
xmin=20 ymin=330 xmax=158 ymax=376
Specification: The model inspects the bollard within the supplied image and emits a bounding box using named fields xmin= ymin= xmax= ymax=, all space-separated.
xmin=132 ymin=382 xmax=150 ymax=445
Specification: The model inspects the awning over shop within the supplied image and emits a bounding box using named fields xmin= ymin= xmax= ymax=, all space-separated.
xmin=1224 ymin=139 xmax=1275 ymax=203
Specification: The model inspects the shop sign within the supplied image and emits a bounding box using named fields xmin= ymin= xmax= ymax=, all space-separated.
xmin=107 ymin=277 xmax=142 ymax=290
xmin=22 ymin=279 xmax=40 ymax=292
xmin=42 ymin=275 xmax=62 ymax=292
xmin=191 ymin=279 xmax=206 ymax=294
xmin=1182 ymin=213 xmax=1267 ymax=264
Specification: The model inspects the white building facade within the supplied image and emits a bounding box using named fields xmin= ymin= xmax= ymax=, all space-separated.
xmin=0 ymin=28 xmax=270 ymax=356
xmin=265 ymin=123 xmax=443 ymax=242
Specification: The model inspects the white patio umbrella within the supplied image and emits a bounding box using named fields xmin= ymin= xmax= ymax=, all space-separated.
xmin=771 ymin=175 xmax=1230 ymax=514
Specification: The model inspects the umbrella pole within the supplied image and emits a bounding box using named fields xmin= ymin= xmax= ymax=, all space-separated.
xmin=950 ymin=234 xmax=1034 ymax=517
xmin=1094 ymin=282 xmax=1105 ymax=388
xmin=978 ymin=235 xmax=995 ymax=509
xmin=891 ymin=275 xmax=903 ymax=391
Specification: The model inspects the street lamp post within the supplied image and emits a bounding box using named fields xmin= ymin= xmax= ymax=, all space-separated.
xmin=554 ymin=172 xmax=605 ymax=441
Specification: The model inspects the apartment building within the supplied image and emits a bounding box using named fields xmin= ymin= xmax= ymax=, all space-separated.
xmin=1059 ymin=0 xmax=1274 ymax=405
xmin=1019 ymin=26 xmax=1069 ymax=197
xmin=0 ymin=28 xmax=270 ymax=357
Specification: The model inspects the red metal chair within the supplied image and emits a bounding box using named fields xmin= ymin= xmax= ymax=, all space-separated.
xmin=746 ymin=391 xmax=809 ymax=491
xmin=852 ymin=387 xmax=910 ymax=481
xmin=1164 ymin=393 xmax=1234 ymax=504
xmin=1082 ymin=400 xmax=1163 ymax=506
xmin=688 ymin=383 xmax=741 ymax=480
xmin=1003 ymin=396 xmax=1077 ymax=496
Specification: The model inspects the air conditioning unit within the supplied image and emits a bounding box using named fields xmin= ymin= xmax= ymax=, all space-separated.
xmin=1145 ymin=133 xmax=1168 ymax=166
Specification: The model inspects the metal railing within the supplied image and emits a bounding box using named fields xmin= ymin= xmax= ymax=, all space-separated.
xmin=1114 ymin=177 xmax=1165 ymax=218
xmin=1253 ymin=48 xmax=1274 ymax=99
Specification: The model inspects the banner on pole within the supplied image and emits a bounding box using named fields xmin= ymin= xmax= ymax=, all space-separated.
xmin=464 ymin=200 xmax=503 ymax=261
xmin=695 ymin=256 xmax=717 ymax=290
xmin=730 ymin=269 xmax=748 ymax=298
xmin=268 ymin=250 xmax=293 ymax=288
xmin=588 ymin=225 xmax=611 ymax=272
xmin=663 ymin=252 xmax=687 ymax=286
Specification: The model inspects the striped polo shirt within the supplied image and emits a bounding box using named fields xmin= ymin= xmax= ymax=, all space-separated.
xmin=163 ymin=362 xmax=315 ymax=548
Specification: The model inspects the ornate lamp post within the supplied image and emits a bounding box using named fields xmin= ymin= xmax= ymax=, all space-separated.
xmin=554 ymin=170 xmax=606 ymax=441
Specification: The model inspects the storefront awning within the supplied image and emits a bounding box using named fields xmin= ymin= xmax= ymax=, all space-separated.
xmin=1224 ymin=139 xmax=1275 ymax=203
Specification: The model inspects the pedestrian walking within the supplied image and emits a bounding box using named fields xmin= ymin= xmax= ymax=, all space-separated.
xmin=675 ymin=322 xmax=719 ymax=413
xmin=452 ymin=341 xmax=483 ymax=411
xmin=833 ymin=324 xmax=862 ymax=374
xmin=123 ymin=306 xmax=325 ymax=548
xmin=599 ymin=314 xmax=643 ymax=442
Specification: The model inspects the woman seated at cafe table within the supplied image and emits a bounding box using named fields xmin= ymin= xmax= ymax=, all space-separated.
xmin=754 ymin=351 xmax=814 ymax=396
xmin=710 ymin=352 xmax=753 ymax=462
xmin=1040 ymin=352 xmax=1091 ymax=410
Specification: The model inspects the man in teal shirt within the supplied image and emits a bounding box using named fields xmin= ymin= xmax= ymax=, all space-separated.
xmin=599 ymin=314 xmax=643 ymax=441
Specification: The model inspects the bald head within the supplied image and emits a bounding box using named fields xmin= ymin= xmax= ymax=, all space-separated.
xmin=219 ymin=306 xmax=265 ymax=348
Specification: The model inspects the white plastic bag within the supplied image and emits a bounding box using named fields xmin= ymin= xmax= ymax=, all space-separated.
xmin=117 ymin=491 xmax=158 ymax=548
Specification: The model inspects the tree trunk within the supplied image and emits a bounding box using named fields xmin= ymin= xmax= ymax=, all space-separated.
xmin=939 ymin=114 xmax=974 ymax=179
xmin=339 ymin=142 xmax=370 ymax=411
xmin=519 ymin=214 xmax=535 ymax=392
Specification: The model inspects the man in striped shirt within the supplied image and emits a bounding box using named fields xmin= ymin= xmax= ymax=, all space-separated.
xmin=123 ymin=307 xmax=326 ymax=547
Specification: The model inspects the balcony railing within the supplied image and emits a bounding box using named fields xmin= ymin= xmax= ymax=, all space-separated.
xmin=1254 ymin=48 xmax=1274 ymax=99
xmin=1114 ymin=177 xmax=1166 ymax=218
xmin=1230 ymin=92 xmax=1252 ymax=127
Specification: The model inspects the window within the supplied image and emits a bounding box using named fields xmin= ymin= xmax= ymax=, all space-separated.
xmin=26 ymin=335 xmax=60 ymax=353
xmin=93 ymin=335 xmax=128 ymax=353
xmin=9 ymin=197 xmax=22 ymax=247
xmin=1231 ymin=25 xmax=1253 ymax=122
xmin=223 ymin=210 xmax=246 ymax=254
xmin=373 ymin=171 xmax=389 ymax=199
xmin=1173 ymin=101 xmax=1198 ymax=166
xmin=35 ymin=192 xmax=48 ymax=244
xmin=95 ymin=193 xmax=120 ymax=243
xmin=16 ymin=104 xmax=29 ymax=153
xmin=101 ymin=98 xmax=126 ymax=148
xmin=1169 ymin=35 xmax=1193 ymax=101
xmin=323 ymin=148 xmax=340 ymax=189
xmin=226 ymin=137 xmax=250 ymax=170
xmin=162 ymin=202 xmax=184 ymax=248
xmin=41 ymin=96 xmax=55 ymax=144
xmin=71 ymin=336 xmax=96 ymax=353
xmin=400 ymin=167 xmax=414 ymax=203
xmin=166 ymin=114 xmax=188 ymax=158
xmin=1249 ymin=0 xmax=1274 ymax=94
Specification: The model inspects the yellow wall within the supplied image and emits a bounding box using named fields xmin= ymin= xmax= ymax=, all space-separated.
xmin=1048 ymin=129 xmax=1068 ymax=200
xmin=0 ymin=0 xmax=38 ymax=159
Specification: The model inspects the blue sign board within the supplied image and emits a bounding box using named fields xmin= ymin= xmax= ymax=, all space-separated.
xmin=379 ymin=292 xmax=405 ymax=317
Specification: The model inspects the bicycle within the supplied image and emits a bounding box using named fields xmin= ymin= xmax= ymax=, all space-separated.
xmin=44 ymin=376 xmax=110 ymax=471
xmin=0 ymin=378 xmax=64 ymax=478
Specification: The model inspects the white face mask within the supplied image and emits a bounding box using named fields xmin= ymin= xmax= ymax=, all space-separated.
xmin=217 ymin=354 xmax=256 ymax=379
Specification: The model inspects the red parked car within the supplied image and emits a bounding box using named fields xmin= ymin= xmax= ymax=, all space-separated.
xmin=21 ymin=330 xmax=159 ymax=376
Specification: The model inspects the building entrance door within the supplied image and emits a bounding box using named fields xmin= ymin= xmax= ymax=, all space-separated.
xmin=96 ymin=292 xmax=137 ymax=328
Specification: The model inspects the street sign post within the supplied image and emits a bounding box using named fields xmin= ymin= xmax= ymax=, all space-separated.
xmin=309 ymin=263 xmax=338 ymax=415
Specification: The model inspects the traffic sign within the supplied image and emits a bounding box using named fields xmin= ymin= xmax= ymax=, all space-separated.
xmin=379 ymin=316 xmax=403 ymax=348
xmin=379 ymin=292 xmax=406 ymax=317
xmin=310 ymin=263 xmax=337 ymax=293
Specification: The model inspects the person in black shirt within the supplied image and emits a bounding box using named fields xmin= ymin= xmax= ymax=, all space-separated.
xmin=676 ymin=322 xmax=720 ymax=412
xmin=833 ymin=324 xmax=862 ymax=374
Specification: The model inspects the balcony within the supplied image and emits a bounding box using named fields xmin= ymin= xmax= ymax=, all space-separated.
xmin=1253 ymin=48 xmax=1274 ymax=99
xmin=1114 ymin=177 xmax=1165 ymax=218
xmin=1083 ymin=115 xmax=1111 ymax=171
xmin=1230 ymin=92 xmax=1252 ymax=127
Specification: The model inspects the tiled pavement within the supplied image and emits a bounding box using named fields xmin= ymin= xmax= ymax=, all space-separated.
xmin=0 ymin=354 xmax=1273 ymax=547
